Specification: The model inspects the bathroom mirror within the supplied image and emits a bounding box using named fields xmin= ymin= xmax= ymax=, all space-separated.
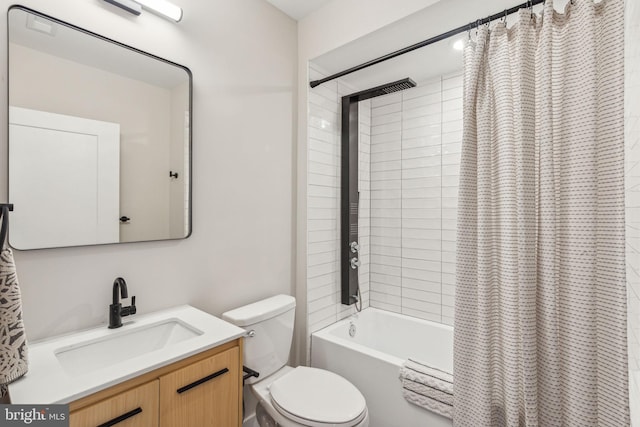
xmin=7 ymin=6 xmax=192 ymax=250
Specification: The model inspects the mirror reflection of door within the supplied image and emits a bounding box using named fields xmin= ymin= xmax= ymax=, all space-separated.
xmin=7 ymin=6 xmax=192 ymax=249
xmin=9 ymin=107 xmax=119 ymax=249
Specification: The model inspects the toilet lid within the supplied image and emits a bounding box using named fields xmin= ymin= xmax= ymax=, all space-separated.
xmin=269 ymin=366 xmax=366 ymax=426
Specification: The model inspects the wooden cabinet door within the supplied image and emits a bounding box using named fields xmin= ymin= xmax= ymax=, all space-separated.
xmin=159 ymin=347 xmax=239 ymax=427
xmin=70 ymin=380 xmax=159 ymax=427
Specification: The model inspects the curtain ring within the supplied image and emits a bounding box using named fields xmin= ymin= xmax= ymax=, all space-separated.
xmin=502 ymin=9 xmax=507 ymax=24
xmin=529 ymin=0 xmax=534 ymax=20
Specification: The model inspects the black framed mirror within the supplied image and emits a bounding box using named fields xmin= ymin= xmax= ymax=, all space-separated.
xmin=8 ymin=5 xmax=192 ymax=250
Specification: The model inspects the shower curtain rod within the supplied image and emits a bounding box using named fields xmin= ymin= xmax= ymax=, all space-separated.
xmin=309 ymin=0 xmax=546 ymax=88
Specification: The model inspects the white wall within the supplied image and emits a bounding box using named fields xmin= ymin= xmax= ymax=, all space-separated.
xmin=0 ymin=0 xmax=297 ymax=342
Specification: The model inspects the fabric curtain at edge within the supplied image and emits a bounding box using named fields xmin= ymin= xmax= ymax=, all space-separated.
xmin=453 ymin=0 xmax=629 ymax=426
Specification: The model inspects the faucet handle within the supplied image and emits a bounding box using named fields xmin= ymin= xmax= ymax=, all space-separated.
xmin=129 ymin=296 xmax=137 ymax=315
xmin=121 ymin=296 xmax=137 ymax=317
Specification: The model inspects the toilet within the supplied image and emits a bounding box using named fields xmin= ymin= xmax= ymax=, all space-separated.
xmin=222 ymin=295 xmax=369 ymax=427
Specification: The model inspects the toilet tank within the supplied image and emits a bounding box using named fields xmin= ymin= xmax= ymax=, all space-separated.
xmin=222 ymin=295 xmax=296 ymax=384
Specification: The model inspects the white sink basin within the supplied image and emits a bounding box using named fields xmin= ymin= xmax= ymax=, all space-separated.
xmin=9 ymin=305 xmax=246 ymax=404
xmin=55 ymin=318 xmax=203 ymax=376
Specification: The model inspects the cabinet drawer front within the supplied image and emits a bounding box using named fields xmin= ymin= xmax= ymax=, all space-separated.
xmin=70 ymin=380 xmax=159 ymax=427
xmin=159 ymin=346 xmax=239 ymax=427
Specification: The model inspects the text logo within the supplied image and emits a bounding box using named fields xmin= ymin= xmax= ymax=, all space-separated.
xmin=0 ymin=405 xmax=68 ymax=426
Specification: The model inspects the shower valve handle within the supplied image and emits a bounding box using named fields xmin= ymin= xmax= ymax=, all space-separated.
xmin=350 ymin=257 xmax=361 ymax=269
xmin=350 ymin=241 xmax=360 ymax=253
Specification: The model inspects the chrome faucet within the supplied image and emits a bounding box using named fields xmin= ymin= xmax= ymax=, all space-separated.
xmin=109 ymin=277 xmax=137 ymax=329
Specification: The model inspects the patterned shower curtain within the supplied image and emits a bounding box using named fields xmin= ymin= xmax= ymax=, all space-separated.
xmin=453 ymin=1 xmax=629 ymax=426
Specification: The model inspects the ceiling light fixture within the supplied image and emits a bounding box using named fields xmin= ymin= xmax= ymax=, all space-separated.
xmin=103 ymin=0 xmax=142 ymax=16
xmin=136 ymin=0 xmax=183 ymax=22
xmin=102 ymin=0 xmax=182 ymax=22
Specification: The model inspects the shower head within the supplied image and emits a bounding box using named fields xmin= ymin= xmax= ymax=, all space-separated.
xmin=345 ymin=78 xmax=417 ymax=102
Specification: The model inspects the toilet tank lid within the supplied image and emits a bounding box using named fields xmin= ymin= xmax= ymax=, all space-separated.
xmin=222 ymin=294 xmax=296 ymax=327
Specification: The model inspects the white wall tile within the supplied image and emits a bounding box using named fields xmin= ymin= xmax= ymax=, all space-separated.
xmin=373 ymin=102 xmax=403 ymax=116
xmin=403 ymin=298 xmax=441 ymax=315
xmin=371 ymin=245 xmax=402 ymax=257
xmin=371 ymin=170 xmax=402 ymax=181
xmin=371 ymin=131 xmax=402 ymax=144
xmin=403 ymin=124 xmax=442 ymax=139
xmin=372 ymin=121 xmax=402 ymax=135
xmin=370 ymin=272 xmax=402 ymax=286
xmin=308 ymin=252 xmax=336 ymax=267
xmin=370 ymin=291 xmax=401 ymax=307
xmin=307 ymin=218 xmax=336 ymax=232
xmin=366 ymin=74 xmax=462 ymax=323
xmin=403 ymin=104 xmax=442 ymax=119
xmin=403 ymin=93 xmax=442 ymax=110
xmin=442 ymin=86 xmax=462 ymax=101
xmin=403 ymin=114 xmax=442 ymax=129
xmin=371 ymin=209 xmax=402 ymax=220
xmin=306 ymin=68 xmax=371 ymax=356
xmin=403 ymin=135 xmax=442 ymax=149
xmin=371 ymin=281 xmax=402 ymax=296
xmin=372 ymin=112 xmax=402 ymax=126
xmin=403 ymin=277 xmax=442 ymax=294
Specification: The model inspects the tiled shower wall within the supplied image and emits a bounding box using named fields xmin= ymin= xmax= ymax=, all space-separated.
xmin=307 ymin=64 xmax=370 ymax=343
xmin=625 ymin=0 xmax=640 ymax=423
xmin=368 ymin=73 xmax=462 ymax=326
xmin=306 ymin=67 xmax=463 ymax=347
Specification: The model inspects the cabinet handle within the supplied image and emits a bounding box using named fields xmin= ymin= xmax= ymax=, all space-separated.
xmin=97 ymin=407 xmax=142 ymax=427
xmin=176 ymin=367 xmax=229 ymax=394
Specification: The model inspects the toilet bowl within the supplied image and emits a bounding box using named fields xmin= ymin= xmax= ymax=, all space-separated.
xmin=222 ymin=295 xmax=369 ymax=427
xmin=252 ymin=366 xmax=369 ymax=427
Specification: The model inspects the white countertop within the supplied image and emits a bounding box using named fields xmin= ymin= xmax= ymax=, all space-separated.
xmin=9 ymin=305 xmax=245 ymax=404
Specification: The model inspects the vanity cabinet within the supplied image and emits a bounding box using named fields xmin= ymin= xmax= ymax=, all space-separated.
xmin=68 ymin=339 xmax=242 ymax=427
xmin=159 ymin=346 xmax=239 ymax=426
xmin=69 ymin=380 xmax=159 ymax=426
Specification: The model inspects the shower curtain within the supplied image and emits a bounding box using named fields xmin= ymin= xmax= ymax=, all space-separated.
xmin=453 ymin=1 xmax=628 ymax=426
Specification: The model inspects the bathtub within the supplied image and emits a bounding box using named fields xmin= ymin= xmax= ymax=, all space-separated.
xmin=311 ymin=307 xmax=453 ymax=427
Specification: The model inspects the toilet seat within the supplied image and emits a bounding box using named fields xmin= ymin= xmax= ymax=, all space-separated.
xmin=269 ymin=366 xmax=367 ymax=427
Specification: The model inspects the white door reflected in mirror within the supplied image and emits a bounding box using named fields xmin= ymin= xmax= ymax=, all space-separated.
xmin=9 ymin=107 xmax=120 ymax=250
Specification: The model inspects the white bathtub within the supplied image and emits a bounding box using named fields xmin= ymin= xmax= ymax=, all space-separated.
xmin=311 ymin=308 xmax=453 ymax=427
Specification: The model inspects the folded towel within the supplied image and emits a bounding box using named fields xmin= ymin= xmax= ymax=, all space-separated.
xmin=0 ymin=206 xmax=28 ymax=398
xmin=399 ymin=358 xmax=453 ymax=419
